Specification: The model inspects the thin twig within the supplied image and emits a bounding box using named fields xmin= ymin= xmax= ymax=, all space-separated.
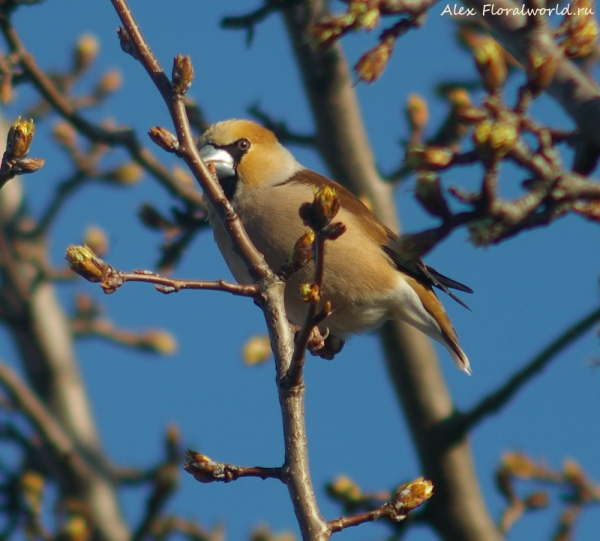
xmin=0 ymin=16 xmax=206 ymax=210
xmin=0 ymin=361 xmax=94 ymax=480
xmin=282 ymin=234 xmax=326 ymax=388
xmin=118 ymin=271 xmax=258 ymax=297
xmin=460 ymin=305 xmax=600 ymax=432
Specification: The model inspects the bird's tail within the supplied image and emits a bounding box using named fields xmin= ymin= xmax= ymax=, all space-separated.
xmin=442 ymin=337 xmax=471 ymax=375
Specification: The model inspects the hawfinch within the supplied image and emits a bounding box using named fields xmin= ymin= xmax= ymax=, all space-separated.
xmin=199 ymin=119 xmax=472 ymax=374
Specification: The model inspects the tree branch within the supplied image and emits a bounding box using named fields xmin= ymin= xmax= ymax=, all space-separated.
xmin=460 ymin=305 xmax=600 ymax=432
xmin=0 ymin=16 xmax=206 ymax=211
xmin=109 ymin=2 xmax=330 ymax=538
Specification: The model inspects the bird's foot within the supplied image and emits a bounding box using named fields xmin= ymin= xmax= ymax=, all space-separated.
xmin=307 ymin=328 xmax=345 ymax=360
xmin=290 ymin=324 xmax=345 ymax=360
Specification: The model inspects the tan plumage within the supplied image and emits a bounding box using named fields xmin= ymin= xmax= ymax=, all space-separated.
xmin=199 ymin=119 xmax=472 ymax=374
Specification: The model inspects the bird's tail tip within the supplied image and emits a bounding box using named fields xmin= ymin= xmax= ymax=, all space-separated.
xmin=448 ymin=345 xmax=471 ymax=376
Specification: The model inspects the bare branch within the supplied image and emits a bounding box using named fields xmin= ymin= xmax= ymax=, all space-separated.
xmin=109 ymin=2 xmax=330 ymax=538
xmin=460 ymin=305 xmax=600 ymax=432
xmin=0 ymin=16 xmax=206 ymax=211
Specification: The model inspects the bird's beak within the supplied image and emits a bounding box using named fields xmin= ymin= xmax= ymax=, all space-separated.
xmin=200 ymin=144 xmax=235 ymax=180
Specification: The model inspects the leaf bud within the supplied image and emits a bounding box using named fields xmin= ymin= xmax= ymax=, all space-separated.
xmin=6 ymin=117 xmax=35 ymax=160
xmin=65 ymin=244 xmax=107 ymax=282
xmin=148 ymin=126 xmax=179 ymax=153
xmin=354 ymin=36 xmax=394 ymax=83
xmin=73 ymin=34 xmax=99 ymax=74
xmin=473 ymin=37 xmax=507 ymax=92
xmin=172 ymin=54 xmax=194 ymax=95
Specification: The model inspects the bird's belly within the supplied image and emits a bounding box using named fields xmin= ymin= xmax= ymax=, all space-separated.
xmin=211 ymin=199 xmax=399 ymax=338
xmin=282 ymin=264 xmax=396 ymax=338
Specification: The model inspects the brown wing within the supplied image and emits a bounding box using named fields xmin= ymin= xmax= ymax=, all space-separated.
xmin=284 ymin=170 xmax=472 ymax=308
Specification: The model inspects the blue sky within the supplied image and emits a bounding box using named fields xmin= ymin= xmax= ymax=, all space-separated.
xmin=2 ymin=1 xmax=600 ymax=540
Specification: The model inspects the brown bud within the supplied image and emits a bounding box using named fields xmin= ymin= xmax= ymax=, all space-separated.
xmin=406 ymin=94 xmax=428 ymax=138
xmin=13 ymin=157 xmax=44 ymax=175
xmin=95 ymin=69 xmax=122 ymax=98
xmin=558 ymin=0 xmax=599 ymax=58
xmin=140 ymin=329 xmax=177 ymax=355
xmin=106 ymin=162 xmax=143 ymax=185
xmin=473 ymin=37 xmax=507 ymax=92
xmin=405 ymin=145 xmax=453 ymax=170
xmin=527 ymin=51 xmax=557 ymax=95
xmin=65 ymin=244 xmax=107 ymax=282
xmin=354 ymin=37 xmax=395 ymax=83
xmin=320 ymin=221 xmax=346 ymax=241
xmin=489 ymin=120 xmax=518 ymax=156
xmin=20 ymin=471 xmax=44 ymax=513
xmin=73 ymin=34 xmax=99 ymax=74
xmin=307 ymin=13 xmax=355 ymax=50
xmin=448 ymin=88 xmax=471 ymax=110
xmin=184 ymin=450 xmax=226 ymax=483
xmin=53 ymin=121 xmax=77 ymax=148
xmin=116 ymin=27 xmax=137 ymax=59
xmin=0 ymin=72 xmax=12 ymax=104
xmin=501 ymin=451 xmax=538 ymax=479
xmin=457 ymin=105 xmax=488 ymax=124
xmin=83 ymin=226 xmax=109 ymax=256
xmin=300 ymin=185 xmax=341 ymax=232
xmin=354 ymin=5 xmax=380 ymax=30
xmin=172 ymin=54 xmax=194 ymax=95
xmin=393 ymin=477 xmax=434 ymax=512
xmin=326 ymin=475 xmax=362 ymax=503
xmin=473 ymin=118 xmax=518 ymax=164
xmin=61 ymin=513 xmax=91 ymax=541
xmin=6 ymin=117 xmax=35 ymax=160
xmin=148 ymin=126 xmax=179 ymax=153
xmin=524 ymin=491 xmax=549 ymax=509
xmin=292 ymin=230 xmax=315 ymax=264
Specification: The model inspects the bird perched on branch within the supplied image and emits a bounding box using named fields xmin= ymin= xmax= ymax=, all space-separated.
xmin=199 ymin=119 xmax=473 ymax=374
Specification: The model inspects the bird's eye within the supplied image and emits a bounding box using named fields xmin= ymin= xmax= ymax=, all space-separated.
xmin=237 ymin=138 xmax=250 ymax=152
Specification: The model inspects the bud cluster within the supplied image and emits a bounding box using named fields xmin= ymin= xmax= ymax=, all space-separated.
xmin=0 ymin=118 xmax=44 ymax=187
xmin=473 ymin=116 xmax=519 ymax=164
xmin=299 ymin=185 xmax=345 ymax=240
xmin=308 ymin=0 xmax=381 ymax=50
xmin=557 ymin=0 xmax=599 ymax=58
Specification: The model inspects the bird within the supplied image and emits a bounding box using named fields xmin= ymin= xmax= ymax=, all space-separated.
xmin=198 ymin=119 xmax=473 ymax=374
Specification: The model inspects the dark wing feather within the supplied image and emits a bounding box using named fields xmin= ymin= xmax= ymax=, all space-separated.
xmin=381 ymin=245 xmax=473 ymax=310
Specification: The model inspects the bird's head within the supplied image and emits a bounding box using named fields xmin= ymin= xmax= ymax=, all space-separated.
xmin=198 ymin=119 xmax=303 ymax=199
